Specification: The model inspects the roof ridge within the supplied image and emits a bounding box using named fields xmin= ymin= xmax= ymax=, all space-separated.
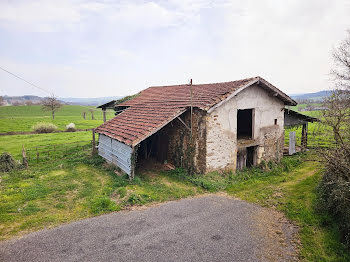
xmin=147 ymin=76 xmax=259 ymax=89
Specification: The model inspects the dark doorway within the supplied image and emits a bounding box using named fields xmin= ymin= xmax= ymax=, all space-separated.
xmin=246 ymin=146 xmax=255 ymax=167
xmin=138 ymin=132 xmax=169 ymax=163
xmin=236 ymin=146 xmax=256 ymax=170
xmin=237 ymin=109 xmax=253 ymax=140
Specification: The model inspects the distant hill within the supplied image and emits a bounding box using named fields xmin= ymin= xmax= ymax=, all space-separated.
xmin=290 ymin=90 xmax=332 ymax=102
xmin=60 ymin=96 xmax=122 ymax=106
xmin=0 ymin=95 xmax=122 ymax=106
xmin=1 ymin=90 xmax=332 ymax=106
xmin=1 ymin=95 xmax=46 ymax=106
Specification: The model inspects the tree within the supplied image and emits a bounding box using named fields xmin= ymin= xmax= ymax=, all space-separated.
xmin=322 ymin=90 xmax=350 ymax=145
xmin=0 ymin=96 xmax=4 ymax=106
xmin=321 ymin=30 xmax=350 ymax=145
xmin=41 ymin=95 xmax=62 ymax=120
xmin=318 ymin=29 xmax=350 ymax=249
xmin=332 ymin=29 xmax=350 ymax=89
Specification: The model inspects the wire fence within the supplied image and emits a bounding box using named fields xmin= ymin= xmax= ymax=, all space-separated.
xmin=24 ymin=141 xmax=93 ymax=164
xmin=0 ymin=130 xmax=98 ymax=170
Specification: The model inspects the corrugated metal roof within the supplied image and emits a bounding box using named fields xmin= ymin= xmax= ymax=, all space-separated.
xmin=95 ymin=76 xmax=296 ymax=146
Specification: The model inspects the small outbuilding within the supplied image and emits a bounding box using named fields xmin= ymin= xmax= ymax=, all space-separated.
xmin=95 ymin=76 xmax=297 ymax=178
xmin=284 ymin=109 xmax=319 ymax=154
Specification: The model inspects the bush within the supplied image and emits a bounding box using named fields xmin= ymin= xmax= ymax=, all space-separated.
xmin=65 ymin=123 xmax=76 ymax=132
xmin=0 ymin=152 xmax=17 ymax=172
xmin=318 ymin=146 xmax=350 ymax=248
xmin=32 ymin=122 xmax=58 ymax=133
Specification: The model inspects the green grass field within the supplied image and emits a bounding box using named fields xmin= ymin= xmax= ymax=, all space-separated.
xmin=0 ymin=131 xmax=93 ymax=159
xmin=0 ymin=105 xmax=115 ymax=132
xmin=289 ymin=103 xmax=323 ymax=112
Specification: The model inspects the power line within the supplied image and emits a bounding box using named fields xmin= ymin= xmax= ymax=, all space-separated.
xmin=0 ymin=65 xmax=53 ymax=96
xmin=0 ymin=65 xmax=107 ymax=112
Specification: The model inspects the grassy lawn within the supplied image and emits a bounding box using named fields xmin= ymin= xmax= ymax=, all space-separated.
xmin=0 ymin=155 xmax=202 ymax=241
xmin=0 ymin=132 xmax=93 ymax=159
xmin=0 ymin=105 xmax=115 ymax=132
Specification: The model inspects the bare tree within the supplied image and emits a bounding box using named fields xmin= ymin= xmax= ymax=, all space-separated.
xmin=0 ymin=96 xmax=4 ymax=106
xmin=12 ymin=101 xmax=23 ymax=106
xmin=322 ymin=90 xmax=350 ymax=145
xmin=89 ymin=108 xmax=95 ymax=120
xmin=318 ymin=30 xmax=350 ymax=248
xmin=321 ymin=30 xmax=350 ymax=146
xmin=332 ymin=29 xmax=350 ymax=89
xmin=41 ymin=95 xmax=62 ymax=120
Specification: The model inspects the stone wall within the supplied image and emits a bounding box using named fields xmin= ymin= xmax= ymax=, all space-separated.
xmin=163 ymin=108 xmax=207 ymax=174
xmin=206 ymin=84 xmax=285 ymax=172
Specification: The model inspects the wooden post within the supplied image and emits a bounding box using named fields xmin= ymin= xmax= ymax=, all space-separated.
xmin=301 ymin=123 xmax=308 ymax=150
xmin=92 ymin=129 xmax=97 ymax=155
xmin=190 ymin=79 xmax=193 ymax=138
xmin=103 ymin=109 xmax=106 ymax=123
xmin=22 ymin=145 xmax=28 ymax=168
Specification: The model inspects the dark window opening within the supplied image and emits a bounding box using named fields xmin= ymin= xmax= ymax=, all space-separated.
xmin=274 ymin=119 xmax=277 ymax=125
xmin=237 ymin=109 xmax=253 ymax=139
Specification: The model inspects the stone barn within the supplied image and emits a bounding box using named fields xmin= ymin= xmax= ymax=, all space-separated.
xmin=95 ymin=76 xmax=297 ymax=178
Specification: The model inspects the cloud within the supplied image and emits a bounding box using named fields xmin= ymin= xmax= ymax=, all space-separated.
xmin=0 ymin=0 xmax=349 ymax=97
xmin=0 ymin=0 xmax=82 ymax=32
xmin=0 ymin=0 xmax=208 ymax=33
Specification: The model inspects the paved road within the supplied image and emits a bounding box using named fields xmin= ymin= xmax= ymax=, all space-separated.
xmin=0 ymin=195 xmax=298 ymax=262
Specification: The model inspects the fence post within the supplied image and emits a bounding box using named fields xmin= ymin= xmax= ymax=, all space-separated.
xmin=36 ymin=147 xmax=39 ymax=163
xmin=92 ymin=129 xmax=97 ymax=155
xmin=103 ymin=109 xmax=106 ymax=123
xmin=22 ymin=145 xmax=28 ymax=168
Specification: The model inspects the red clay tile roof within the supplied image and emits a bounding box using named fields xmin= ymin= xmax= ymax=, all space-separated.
xmin=118 ymin=77 xmax=258 ymax=110
xmin=95 ymin=76 xmax=296 ymax=147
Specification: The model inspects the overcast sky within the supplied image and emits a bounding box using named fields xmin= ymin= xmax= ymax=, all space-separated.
xmin=0 ymin=0 xmax=349 ymax=98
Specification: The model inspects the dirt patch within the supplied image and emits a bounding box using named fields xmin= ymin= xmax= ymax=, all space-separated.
xmin=251 ymin=207 xmax=300 ymax=261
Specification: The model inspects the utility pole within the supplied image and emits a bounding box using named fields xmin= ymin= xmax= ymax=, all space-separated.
xmin=190 ymin=79 xmax=193 ymax=137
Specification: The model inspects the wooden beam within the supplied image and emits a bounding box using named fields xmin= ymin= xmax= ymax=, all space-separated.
xmin=177 ymin=116 xmax=191 ymax=131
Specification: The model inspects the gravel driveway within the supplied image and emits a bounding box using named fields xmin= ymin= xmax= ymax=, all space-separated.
xmin=0 ymin=195 xmax=299 ymax=262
